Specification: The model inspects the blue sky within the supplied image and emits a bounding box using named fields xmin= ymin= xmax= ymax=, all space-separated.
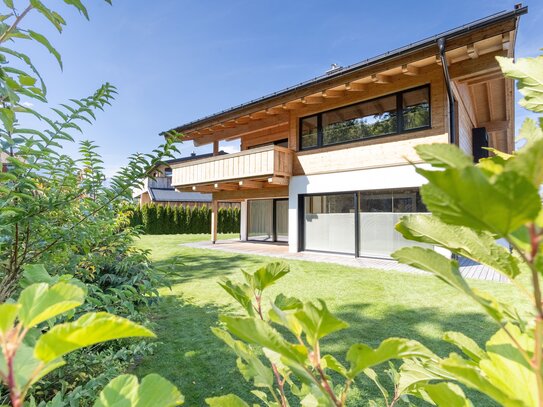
xmin=14 ymin=0 xmax=543 ymax=176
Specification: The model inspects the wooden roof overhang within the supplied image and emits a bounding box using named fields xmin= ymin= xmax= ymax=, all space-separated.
xmin=161 ymin=6 xmax=526 ymax=148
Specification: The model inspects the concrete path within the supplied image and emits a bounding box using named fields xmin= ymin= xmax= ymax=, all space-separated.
xmin=182 ymin=239 xmax=508 ymax=283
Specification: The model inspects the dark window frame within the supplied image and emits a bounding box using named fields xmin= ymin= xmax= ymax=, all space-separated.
xmin=299 ymin=188 xmax=427 ymax=257
xmin=298 ymin=84 xmax=431 ymax=151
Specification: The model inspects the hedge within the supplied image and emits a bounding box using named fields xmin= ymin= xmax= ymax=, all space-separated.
xmin=128 ymin=204 xmax=240 ymax=234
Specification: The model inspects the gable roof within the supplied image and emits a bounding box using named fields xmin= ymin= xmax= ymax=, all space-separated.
xmin=162 ymin=5 xmax=527 ymax=138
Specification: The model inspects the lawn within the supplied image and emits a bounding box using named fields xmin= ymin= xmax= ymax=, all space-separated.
xmin=134 ymin=234 xmax=522 ymax=406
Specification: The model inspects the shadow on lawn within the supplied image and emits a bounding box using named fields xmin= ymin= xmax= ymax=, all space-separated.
xmin=156 ymin=249 xmax=278 ymax=286
xmin=139 ymin=292 xmax=497 ymax=406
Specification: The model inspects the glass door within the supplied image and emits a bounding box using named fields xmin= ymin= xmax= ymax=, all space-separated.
xmin=248 ymin=200 xmax=273 ymax=241
xmin=274 ymin=199 xmax=288 ymax=242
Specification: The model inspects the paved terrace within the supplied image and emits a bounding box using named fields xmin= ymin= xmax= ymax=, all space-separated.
xmin=182 ymin=239 xmax=508 ymax=283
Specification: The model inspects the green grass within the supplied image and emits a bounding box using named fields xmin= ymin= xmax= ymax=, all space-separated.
xmin=134 ymin=234 xmax=523 ymax=406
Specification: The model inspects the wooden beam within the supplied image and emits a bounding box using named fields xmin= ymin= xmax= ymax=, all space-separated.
xmin=214 ymin=183 xmax=238 ymax=191
xmin=345 ymin=82 xmax=367 ymax=92
xmin=282 ymin=101 xmax=304 ymax=110
xmin=211 ymin=199 xmax=218 ymax=243
xmin=467 ymin=44 xmax=479 ymax=59
xmin=401 ymin=64 xmax=419 ymax=76
xmin=234 ymin=116 xmax=251 ymax=124
xmin=477 ymin=120 xmax=508 ymax=133
xmin=371 ymin=73 xmax=391 ymax=84
xmin=239 ymin=180 xmax=264 ymax=189
xmin=435 ymin=55 xmax=442 ymax=66
xmin=213 ymin=140 xmax=219 ymax=156
xmin=249 ymin=111 xmax=268 ymax=120
xmin=321 ymin=89 xmax=344 ymax=98
xmin=266 ymin=107 xmax=283 ymax=115
xmin=192 ymin=185 xmax=214 ymax=193
xmin=213 ymin=186 xmax=288 ymax=201
xmin=501 ymin=32 xmax=510 ymax=51
xmin=268 ymin=176 xmax=289 ymax=186
xmin=302 ymin=96 xmax=324 ymax=105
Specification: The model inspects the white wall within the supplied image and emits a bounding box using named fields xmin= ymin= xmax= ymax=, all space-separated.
xmin=240 ymin=200 xmax=248 ymax=241
xmin=287 ymin=163 xmax=431 ymax=253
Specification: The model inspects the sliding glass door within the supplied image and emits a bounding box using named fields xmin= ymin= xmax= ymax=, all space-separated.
xmin=248 ymin=200 xmax=273 ymax=241
xmin=248 ymin=199 xmax=288 ymax=242
xmin=301 ymin=188 xmax=429 ymax=258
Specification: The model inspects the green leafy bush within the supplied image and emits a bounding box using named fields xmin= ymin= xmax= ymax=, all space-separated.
xmin=128 ymin=204 xmax=241 ymax=234
xmin=0 ymin=277 xmax=183 ymax=407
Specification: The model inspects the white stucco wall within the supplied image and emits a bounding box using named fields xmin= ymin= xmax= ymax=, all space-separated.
xmin=287 ymin=163 xmax=431 ymax=253
xmin=240 ymin=200 xmax=248 ymax=241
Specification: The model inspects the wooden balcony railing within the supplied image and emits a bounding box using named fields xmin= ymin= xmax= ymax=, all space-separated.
xmin=171 ymin=145 xmax=293 ymax=190
xmin=147 ymin=176 xmax=173 ymax=189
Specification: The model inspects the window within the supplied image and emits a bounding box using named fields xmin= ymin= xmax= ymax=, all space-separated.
xmin=299 ymin=85 xmax=430 ymax=150
xmin=164 ymin=167 xmax=172 ymax=177
xmin=300 ymin=115 xmax=318 ymax=149
xmin=304 ymin=194 xmax=355 ymax=254
xmin=358 ymin=188 xmax=428 ymax=258
xmin=402 ymin=87 xmax=430 ymax=131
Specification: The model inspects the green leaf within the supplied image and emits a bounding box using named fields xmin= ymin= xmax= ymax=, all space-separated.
xmin=321 ymin=354 xmax=347 ymax=377
xmin=62 ymin=0 xmax=89 ymax=19
xmin=94 ymin=373 xmax=183 ymax=407
xmin=0 ymin=303 xmax=19 ymax=335
xmin=205 ymin=394 xmax=250 ymax=407
xmin=220 ymin=315 xmax=307 ymax=363
xmin=35 ymin=312 xmax=155 ymax=362
xmin=218 ymin=279 xmax=255 ymax=317
xmin=415 ymin=143 xmax=473 ymax=169
xmin=421 ymin=382 xmax=473 ymax=407
xmin=212 ymin=328 xmax=274 ymax=388
xmin=0 ymin=342 xmax=65 ymax=391
xmin=505 ymin=137 xmax=543 ymax=185
xmin=18 ymin=282 xmax=85 ymax=327
xmin=443 ymin=331 xmax=486 ymax=363
xmin=514 ymin=117 xmax=543 ymax=148
xmin=395 ymin=215 xmax=521 ymax=279
xmin=346 ymin=338 xmax=435 ymax=379
xmin=294 ymin=300 xmax=349 ymax=346
xmin=418 ymin=165 xmax=541 ymax=236
xmin=244 ymin=261 xmax=289 ymax=291
xmin=440 ymin=353 xmax=522 ymax=407
xmin=392 ymin=248 xmax=471 ymax=295
xmin=20 ymin=264 xmax=55 ymax=288
xmin=498 ymin=55 xmax=543 ymax=113
xmin=479 ymin=324 xmax=536 ymax=406
xmin=0 ymin=107 xmax=15 ymax=133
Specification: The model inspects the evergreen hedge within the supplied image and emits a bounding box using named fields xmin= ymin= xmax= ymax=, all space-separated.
xmin=129 ymin=204 xmax=240 ymax=234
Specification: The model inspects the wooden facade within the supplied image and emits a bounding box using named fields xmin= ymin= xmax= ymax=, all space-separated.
xmin=161 ymin=7 xmax=525 ymax=245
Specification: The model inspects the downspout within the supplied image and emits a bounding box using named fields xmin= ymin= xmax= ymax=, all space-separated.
xmin=437 ymin=37 xmax=456 ymax=145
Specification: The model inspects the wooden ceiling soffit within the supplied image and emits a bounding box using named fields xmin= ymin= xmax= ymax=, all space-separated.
xmin=193 ymin=116 xmax=289 ymax=146
xmin=449 ymin=50 xmax=506 ymax=82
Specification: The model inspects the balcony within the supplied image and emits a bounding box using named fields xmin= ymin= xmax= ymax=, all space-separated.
xmin=172 ymin=145 xmax=293 ymax=191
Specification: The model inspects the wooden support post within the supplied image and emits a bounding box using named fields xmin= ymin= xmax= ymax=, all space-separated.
xmin=211 ymin=198 xmax=218 ymax=244
xmin=213 ymin=140 xmax=219 ymax=156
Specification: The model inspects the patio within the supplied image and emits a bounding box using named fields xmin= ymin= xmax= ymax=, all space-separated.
xmin=182 ymin=239 xmax=508 ymax=282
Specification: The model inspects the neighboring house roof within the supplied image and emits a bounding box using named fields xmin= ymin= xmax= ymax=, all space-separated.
xmin=162 ymin=6 xmax=526 ymax=137
xmin=148 ymin=188 xmax=211 ymax=203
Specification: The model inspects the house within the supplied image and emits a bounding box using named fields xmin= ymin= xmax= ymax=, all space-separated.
xmin=162 ymin=6 xmax=526 ymax=259
xmin=133 ymin=152 xmax=224 ymax=207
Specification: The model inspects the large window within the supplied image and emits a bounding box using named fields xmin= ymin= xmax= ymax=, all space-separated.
xmin=304 ymin=194 xmax=355 ymax=254
xmin=358 ymin=188 xmax=429 ymax=258
xmin=299 ymin=85 xmax=430 ymax=150
xmin=301 ymin=188 xmax=429 ymax=258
